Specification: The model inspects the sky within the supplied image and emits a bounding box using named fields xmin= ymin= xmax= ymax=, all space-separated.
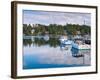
xmin=23 ymin=10 xmax=91 ymax=26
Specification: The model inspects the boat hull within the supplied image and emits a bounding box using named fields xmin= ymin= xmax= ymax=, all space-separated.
xmin=72 ymin=43 xmax=91 ymax=50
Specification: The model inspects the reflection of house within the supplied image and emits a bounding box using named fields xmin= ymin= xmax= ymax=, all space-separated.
xmin=43 ymin=35 xmax=50 ymax=41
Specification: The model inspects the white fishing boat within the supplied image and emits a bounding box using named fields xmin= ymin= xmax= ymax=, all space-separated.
xmin=72 ymin=39 xmax=91 ymax=50
xmin=59 ymin=36 xmax=72 ymax=45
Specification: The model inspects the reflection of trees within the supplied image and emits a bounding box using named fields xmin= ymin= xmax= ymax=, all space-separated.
xmin=23 ymin=38 xmax=60 ymax=47
xmin=48 ymin=38 xmax=60 ymax=47
xmin=34 ymin=38 xmax=47 ymax=46
xmin=23 ymin=39 xmax=32 ymax=46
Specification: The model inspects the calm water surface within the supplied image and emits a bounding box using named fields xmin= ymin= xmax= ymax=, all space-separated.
xmin=23 ymin=36 xmax=91 ymax=69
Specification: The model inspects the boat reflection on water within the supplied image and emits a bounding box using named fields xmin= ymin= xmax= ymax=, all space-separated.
xmin=71 ymin=47 xmax=91 ymax=56
xmin=60 ymin=44 xmax=72 ymax=51
xmin=71 ymin=48 xmax=91 ymax=65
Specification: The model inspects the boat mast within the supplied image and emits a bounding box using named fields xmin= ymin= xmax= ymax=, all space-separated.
xmin=84 ymin=20 xmax=85 ymax=25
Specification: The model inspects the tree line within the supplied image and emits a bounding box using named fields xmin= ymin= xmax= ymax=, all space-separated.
xmin=23 ymin=23 xmax=90 ymax=36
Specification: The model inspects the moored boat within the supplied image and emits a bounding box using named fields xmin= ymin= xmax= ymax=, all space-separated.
xmin=72 ymin=39 xmax=91 ymax=50
xmin=59 ymin=36 xmax=72 ymax=45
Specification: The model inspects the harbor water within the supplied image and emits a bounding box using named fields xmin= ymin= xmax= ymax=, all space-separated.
xmin=23 ymin=36 xmax=91 ymax=69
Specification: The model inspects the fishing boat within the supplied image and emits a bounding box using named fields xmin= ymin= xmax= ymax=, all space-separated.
xmin=59 ymin=36 xmax=72 ymax=45
xmin=72 ymin=39 xmax=91 ymax=50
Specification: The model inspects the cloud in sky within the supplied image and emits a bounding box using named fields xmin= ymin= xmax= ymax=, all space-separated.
xmin=23 ymin=10 xmax=91 ymax=26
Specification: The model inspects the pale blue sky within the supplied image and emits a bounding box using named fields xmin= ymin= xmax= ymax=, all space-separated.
xmin=23 ymin=10 xmax=91 ymax=26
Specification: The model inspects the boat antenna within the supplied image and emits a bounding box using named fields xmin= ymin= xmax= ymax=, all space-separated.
xmin=84 ymin=20 xmax=85 ymax=25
